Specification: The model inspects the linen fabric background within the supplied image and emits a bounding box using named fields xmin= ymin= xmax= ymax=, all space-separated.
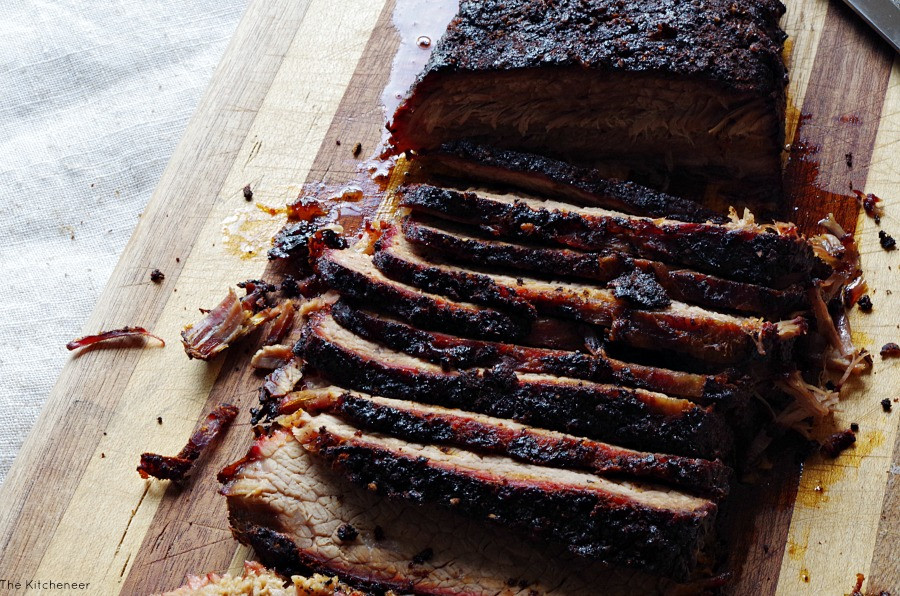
xmin=0 ymin=0 xmax=247 ymax=484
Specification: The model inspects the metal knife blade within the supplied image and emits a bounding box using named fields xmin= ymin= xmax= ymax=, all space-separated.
xmin=840 ymin=0 xmax=900 ymax=53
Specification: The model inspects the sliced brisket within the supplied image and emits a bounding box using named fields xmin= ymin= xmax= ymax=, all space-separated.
xmin=296 ymin=312 xmax=733 ymax=458
xmin=331 ymin=300 xmax=746 ymax=409
xmin=315 ymin=248 xmax=531 ymax=342
xmin=292 ymin=411 xmax=718 ymax=580
xmin=414 ymin=141 xmax=725 ymax=223
xmin=402 ymin=216 xmax=808 ymax=317
xmin=374 ymin=227 xmax=804 ymax=364
xmin=400 ymin=185 xmax=829 ymax=288
xmin=282 ymin=386 xmax=731 ymax=499
xmin=224 ymin=430 xmax=691 ymax=594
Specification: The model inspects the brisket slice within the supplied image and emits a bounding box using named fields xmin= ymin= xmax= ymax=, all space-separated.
xmin=224 ymin=430 xmax=691 ymax=594
xmin=403 ymin=216 xmax=808 ymax=317
xmin=282 ymin=387 xmax=731 ymax=499
xmin=400 ymin=185 xmax=829 ymax=288
xmin=331 ymin=300 xmax=746 ymax=409
xmin=291 ymin=411 xmax=717 ymax=581
xmin=414 ymin=141 xmax=725 ymax=223
xmin=388 ymin=0 xmax=787 ymax=197
xmin=374 ymin=227 xmax=802 ymax=364
xmin=297 ymin=312 xmax=733 ymax=458
xmin=315 ymin=248 xmax=531 ymax=342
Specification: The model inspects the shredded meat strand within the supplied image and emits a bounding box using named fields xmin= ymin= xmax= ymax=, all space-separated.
xmin=264 ymin=300 xmax=296 ymax=345
xmin=66 ymin=327 xmax=165 ymax=351
xmin=181 ymin=283 xmax=282 ymax=360
xmin=137 ymin=403 xmax=239 ymax=481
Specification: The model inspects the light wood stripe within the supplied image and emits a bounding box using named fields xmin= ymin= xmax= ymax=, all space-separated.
xmin=781 ymin=0 xmax=830 ymax=149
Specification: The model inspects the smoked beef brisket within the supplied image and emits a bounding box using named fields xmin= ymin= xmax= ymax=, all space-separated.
xmin=330 ymin=300 xmax=747 ymax=408
xmin=401 ymin=216 xmax=809 ymax=317
xmin=414 ymin=141 xmax=727 ymax=223
xmin=399 ymin=185 xmax=828 ymax=288
xmin=223 ymin=430 xmax=712 ymax=592
xmin=281 ymin=386 xmax=732 ymax=499
xmin=389 ymin=0 xmax=788 ymax=198
xmin=293 ymin=411 xmax=718 ymax=579
xmin=296 ymin=311 xmax=733 ymax=459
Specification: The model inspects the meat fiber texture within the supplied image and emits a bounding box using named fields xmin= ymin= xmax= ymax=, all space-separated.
xmin=389 ymin=0 xmax=788 ymax=199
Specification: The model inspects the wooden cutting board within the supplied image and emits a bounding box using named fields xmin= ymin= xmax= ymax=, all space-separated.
xmin=0 ymin=0 xmax=898 ymax=594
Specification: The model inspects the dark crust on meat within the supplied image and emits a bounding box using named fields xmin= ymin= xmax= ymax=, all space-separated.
xmin=269 ymin=221 xmax=348 ymax=261
xmin=402 ymin=216 xmax=809 ymax=317
xmin=303 ymin=426 xmax=717 ymax=581
xmin=411 ymin=0 xmax=786 ymax=96
xmin=400 ymin=185 xmax=829 ymax=288
xmin=330 ymin=300 xmax=747 ymax=409
xmin=609 ymin=270 xmax=671 ymax=309
xmin=296 ymin=313 xmax=733 ymax=458
xmin=416 ymin=141 xmax=725 ymax=223
xmin=315 ymin=248 xmax=530 ymax=341
xmin=302 ymin=391 xmax=731 ymax=499
xmin=375 ymin=227 xmax=787 ymax=364
xmin=372 ymin=233 xmax=538 ymax=319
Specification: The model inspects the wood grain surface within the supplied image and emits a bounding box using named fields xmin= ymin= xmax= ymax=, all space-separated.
xmin=0 ymin=0 xmax=898 ymax=594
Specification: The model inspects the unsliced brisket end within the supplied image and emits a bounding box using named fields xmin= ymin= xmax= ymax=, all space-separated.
xmin=389 ymin=0 xmax=787 ymax=197
xmin=400 ymin=185 xmax=829 ymax=288
xmin=282 ymin=387 xmax=731 ymax=499
xmin=414 ymin=141 xmax=725 ymax=223
xmin=224 ymin=430 xmax=690 ymax=594
xmin=292 ymin=412 xmax=718 ymax=581
xmin=331 ymin=300 xmax=746 ymax=409
xmin=296 ymin=312 xmax=733 ymax=458
xmin=315 ymin=248 xmax=530 ymax=342
xmin=402 ymin=216 xmax=808 ymax=317
xmin=374 ymin=227 xmax=799 ymax=364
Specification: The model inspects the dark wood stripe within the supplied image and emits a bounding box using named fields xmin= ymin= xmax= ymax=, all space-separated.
xmin=782 ymin=1 xmax=893 ymax=236
xmin=723 ymin=444 xmax=803 ymax=595
xmin=0 ymin=0 xmax=314 ymax=585
xmin=120 ymin=1 xmax=400 ymax=592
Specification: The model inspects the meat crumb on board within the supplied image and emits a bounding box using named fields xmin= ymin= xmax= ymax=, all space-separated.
xmin=880 ymin=342 xmax=900 ymax=358
xmin=856 ymin=295 xmax=873 ymax=312
xmin=820 ymin=429 xmax=856 ymax=458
